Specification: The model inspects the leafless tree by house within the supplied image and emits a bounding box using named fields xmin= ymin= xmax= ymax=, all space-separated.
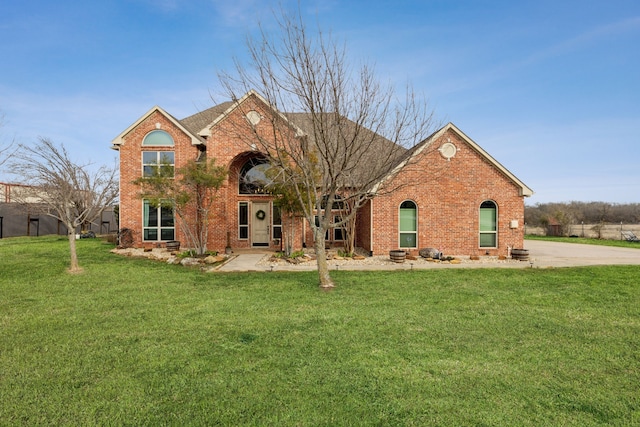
xmin=9 ymin=138 xmax=119 ymax=272
xmin=0 ymin=112 xmax=16 ymax=168
xmin=219 ymin=10 xmax=435 ymax=288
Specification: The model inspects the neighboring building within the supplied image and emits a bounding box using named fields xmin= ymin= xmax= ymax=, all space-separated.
xmin=0 ymin=182 xmax=117 ymax=238
xmin=112 ymin=91 xmax=532 ymax=256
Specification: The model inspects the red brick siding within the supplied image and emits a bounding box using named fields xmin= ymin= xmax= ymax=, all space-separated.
xmin=119 ymin=111 xmax=201 ymax=247
xmin=118 ymin=99 xmax=525 ymax=256
xmin=369 ymin=128 xmax=525 ymax=256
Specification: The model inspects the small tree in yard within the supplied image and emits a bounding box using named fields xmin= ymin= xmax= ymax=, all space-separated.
xmin=220 ymin=10 xmax=435 ymax=288
xmin=267 ymin=166 xmax=309 ymax=257
xmin=9 ymin=138 xmax=119 ymax=273
xmin=134 ymin=158 xmax=227 ymax=256
xmin=339 ymin=199 xmax=358 ymax=256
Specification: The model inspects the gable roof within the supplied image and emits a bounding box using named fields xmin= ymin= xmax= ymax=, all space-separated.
xmin=112 ymin=93 xmax=531 ymax=198
xmin=111 ymin=105 xmax=203 ymax=149
xmin=180 ymin=101 xmax=234 ymax=137
xmin=378 ymin=122 xmax=533 ymax=197
xmin=194 ymin=90 xmax=306 ymax=138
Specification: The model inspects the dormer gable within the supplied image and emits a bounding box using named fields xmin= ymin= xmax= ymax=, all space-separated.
xmin=196 ymin=90 xmax=306 ymax=139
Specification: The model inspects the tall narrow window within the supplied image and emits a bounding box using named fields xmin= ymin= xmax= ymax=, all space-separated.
xmin=479 ymin=200 xmax=497 ymax=247
xmin=143 ymin=151 xmax=174 ymax=177
xmin=314 ymin=216 xmax=330 ymax=241
xmin=143 ymin=200 xmax=174 ymax=241
xmin=239 ymin=202 xmax=249 ymax=239
xmin=399 ymin=201 xmax=417 ymax=248
xmin=272 ymin=205 xmax=282 ymax=239
xmin=333 ymin=216 xmax=344 ymax=241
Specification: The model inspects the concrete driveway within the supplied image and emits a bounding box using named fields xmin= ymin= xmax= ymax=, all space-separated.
xmin=216 ymin=240 xmax=640 ymax=272
xmin=524 ymin=240 xmax=640 ymax=268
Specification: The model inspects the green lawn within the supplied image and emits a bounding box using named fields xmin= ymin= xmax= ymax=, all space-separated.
xmin=526 ymin=234 xmax=640 ymax=249
xmin=1 ymin=236 xmax=639 ymax=426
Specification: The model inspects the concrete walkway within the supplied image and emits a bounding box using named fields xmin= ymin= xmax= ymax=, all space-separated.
xmin=215 ymin=241 xmax=640 ymax=272
xmin=217 ymin=253 xmax=270 ymax=272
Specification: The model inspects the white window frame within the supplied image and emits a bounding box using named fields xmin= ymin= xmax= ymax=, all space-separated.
xmin=399 ymin=200 xmax=418 ymax=249
xmin=333 ymin=216 xmax=344 ymax=241
xmin=142 ymin=151 xmax=174 ymax=178
xmin=479 ymin=200 xmax=498 ymax=248
xmin=142 ymin=199 xmax=175 ymax=242
xmin=142 ymin=130 xmax=175 ymax=147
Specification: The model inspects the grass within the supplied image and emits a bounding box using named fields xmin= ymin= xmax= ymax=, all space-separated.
xmin=1 ymin=236 xmax=639 ymax=426
xmin=526 ymin=234 xmax=640 ymax=248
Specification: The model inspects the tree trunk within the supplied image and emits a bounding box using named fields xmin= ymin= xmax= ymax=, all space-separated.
xmin=67 ymin=228 xmax=81 ymax=273
xmin=313 ymin=228 xmax=334 ymax=289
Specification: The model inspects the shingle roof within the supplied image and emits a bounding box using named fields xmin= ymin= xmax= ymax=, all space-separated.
xmin=177 ymin=94 xmax=408 ymax=188
xmin=179 ymin=102 xmax=234 ymax=136
xmin=284 ymin=112 xmax=408 ymax=185
xmin=176 ymin=93 xmax=532 ymax=197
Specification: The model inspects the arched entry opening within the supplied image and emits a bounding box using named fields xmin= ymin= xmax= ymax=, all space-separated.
xmin=230 ymin=153 xmax=276 ymax=248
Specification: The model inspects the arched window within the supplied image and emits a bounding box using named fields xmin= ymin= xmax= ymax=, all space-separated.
xmin=239 ymin=157 xmax=271 ymax=194
xmin=399 ymin=200 xmax=417 ymax=248
xmin=479 ymin=200 xmax=497 ymax=248
xmin=142 ymin=130 xmax=174 ymax=146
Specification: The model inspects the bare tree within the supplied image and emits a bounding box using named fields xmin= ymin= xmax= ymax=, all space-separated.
xmin=9 ymin=138 xmax=119 ymax=272
xmin=0 ymin=112 xmax=16 ymax=169
xmin=220 ymin=10 xmax=435 ymax=288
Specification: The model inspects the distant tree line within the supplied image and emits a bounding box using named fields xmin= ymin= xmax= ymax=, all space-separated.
xmin=525 ymin=202 xmax=640 ymax=237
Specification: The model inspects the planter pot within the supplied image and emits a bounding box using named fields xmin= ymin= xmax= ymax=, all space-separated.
xmin=511 ymin=248 xmax=529 ymax=261
xmin=389 ymin=250 xmax=406 ymax=263
xmin=166 ymin=240 xmax=181 ymax=251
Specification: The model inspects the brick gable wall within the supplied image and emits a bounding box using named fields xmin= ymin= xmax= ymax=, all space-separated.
xmin=118 ymin=111 xmax=202 ymax=247
xmin=369 ymin=128 xmax=525 ymax=256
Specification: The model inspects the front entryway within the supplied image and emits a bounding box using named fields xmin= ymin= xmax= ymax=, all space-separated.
xmin=251 ymin=202 xmax=270 ymax=246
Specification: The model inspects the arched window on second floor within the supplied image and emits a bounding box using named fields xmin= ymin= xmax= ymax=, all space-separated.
xmin=142 ymin=130 xmax=174 ymax=146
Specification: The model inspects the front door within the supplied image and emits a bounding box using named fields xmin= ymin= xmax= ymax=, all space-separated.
xmin=251 ymin=202 xmax=270 ymax=246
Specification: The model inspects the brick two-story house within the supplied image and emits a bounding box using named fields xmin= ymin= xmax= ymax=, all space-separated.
xmin=112 ymin=90 xmax=532 ymax=257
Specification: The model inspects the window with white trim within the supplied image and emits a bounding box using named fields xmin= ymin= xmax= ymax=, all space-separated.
xmin=143 ymin=151 xmax=174 ymax=177
xmin=143 ymin=200 xmax=174 ymax=241
xmin=333 ymin=216 xmax=344 ymax=241
xmin=479 ymin=200 xmax=497 ymax=247
xmin=142 ymin=130 xmax=174 ymax=146
xmin=399 ymin=200 xmax=417 ymax=248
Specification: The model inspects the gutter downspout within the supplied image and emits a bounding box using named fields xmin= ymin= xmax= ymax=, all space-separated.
xmin=369 ymin=198 xmax=374 ymax=256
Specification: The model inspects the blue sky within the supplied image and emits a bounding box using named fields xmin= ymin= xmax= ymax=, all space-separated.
xmin=1 ymin=0 xmax=638 ymax=204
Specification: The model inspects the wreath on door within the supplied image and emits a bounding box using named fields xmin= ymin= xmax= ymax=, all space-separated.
xmin=256 ymin=209 xmax=266 ymax=220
